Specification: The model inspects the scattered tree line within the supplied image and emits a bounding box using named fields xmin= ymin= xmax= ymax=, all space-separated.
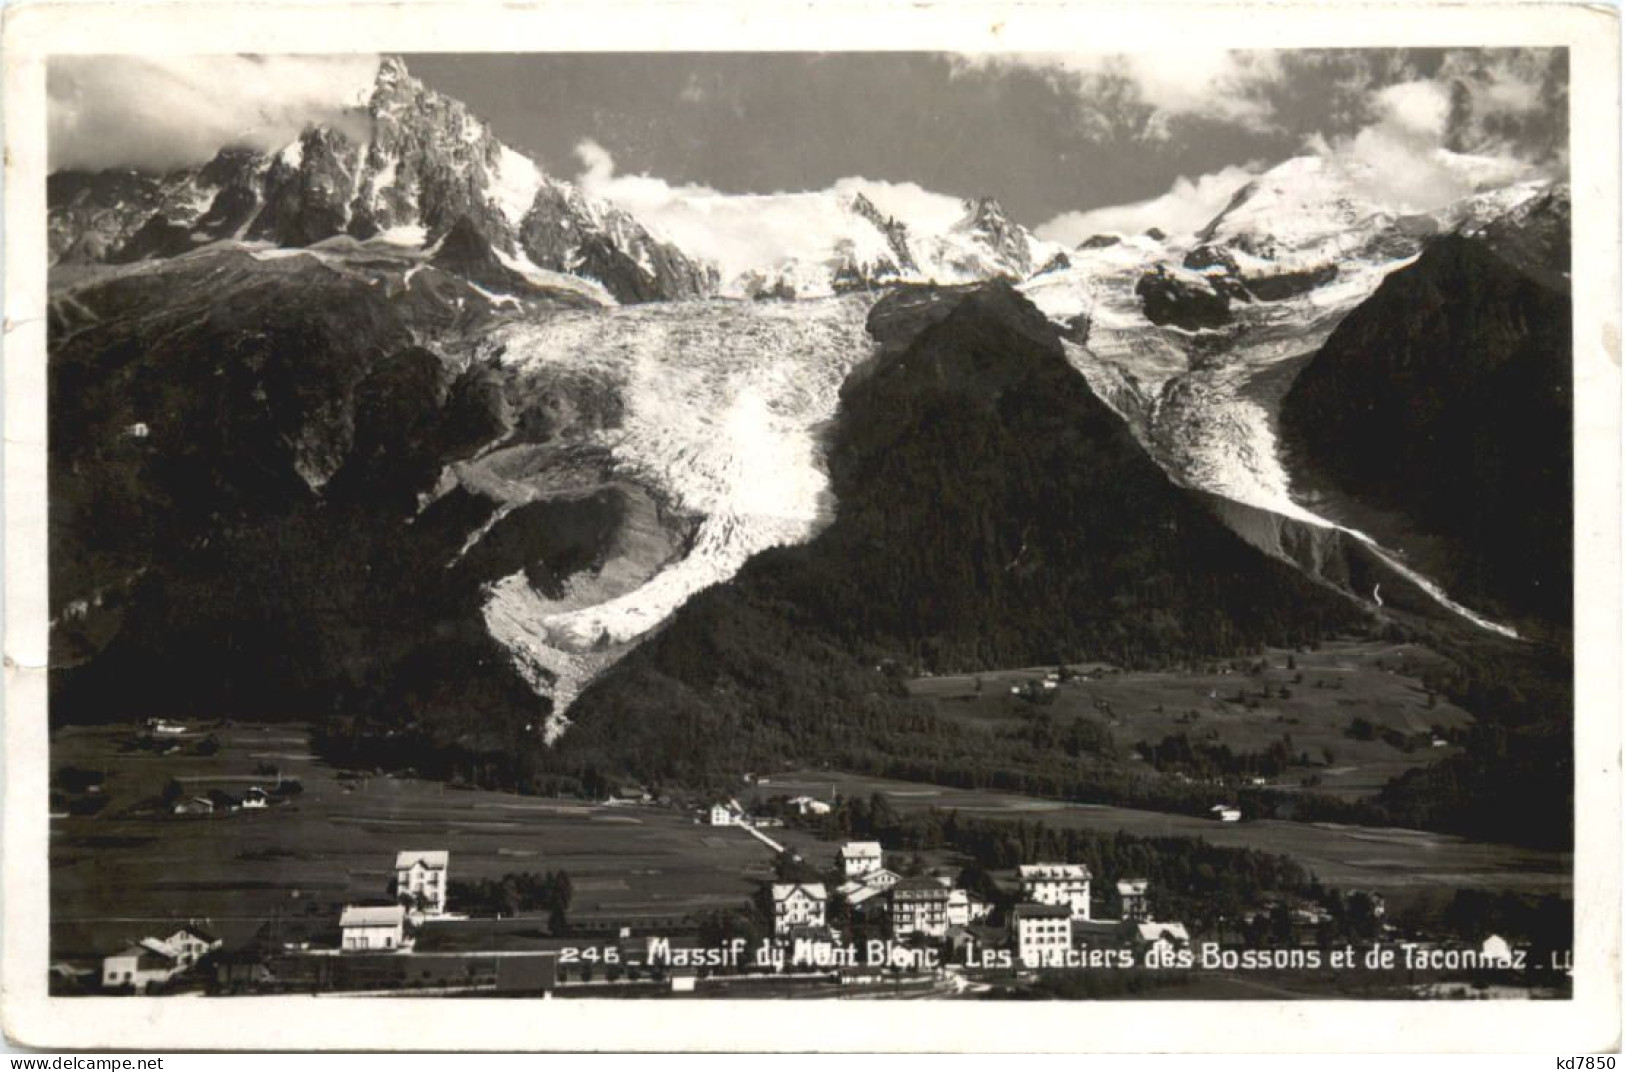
xmin=441 ymin=870 xmax=573 ymax=933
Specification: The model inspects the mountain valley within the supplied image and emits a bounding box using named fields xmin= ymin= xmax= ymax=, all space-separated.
xmin=46 ymin=56 xmax=1574 ymax=856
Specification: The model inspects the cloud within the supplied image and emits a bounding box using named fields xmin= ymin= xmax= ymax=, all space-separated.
xmin=1434 ymin=48 xmax=1568 ymax=162
xmin=1036 ymin=164 xmax=1261 ymax=245
xmin=1373 ymin=80 xmax=1453 ymax=141
xmin=1310 ymin=75 xmax=1536 ymax=213
xmin=573 ymin=140 xmax=974 ymax=281
xmin=49 ymin=54 xmax=380 ymax=172
xmin=1033 ymin=49 xmax=1563 ymax=246
xmin=956 ymin=50 xmax=1287 ymax=139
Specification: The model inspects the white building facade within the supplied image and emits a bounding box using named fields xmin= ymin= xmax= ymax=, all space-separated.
xmin=946 ymin=888 xmax=992 ymax=927
xmin=838 ymin=841 xmax=883 ymax=879
xmin=1013 ymin=904 xmax=1073 ymax=968
xmin=101 ymin=940 xmax=179 ymax=991
xmin=161 ymin=925 xmax=221 ymax=967
xmin=770 ymin=883 xmax=828 ymax=935
xmin=341 ymin=904 xmax=407 ymax=951
xmin=888 ymin=879 xmax=951 ymax=940
xmin=394 ymin=850 xmax=449 ymax=915
xmin=1117 ymin=878 xmax=1150 ymax=921
xmin=1020 ymin=863 xmax=1092 ymax=920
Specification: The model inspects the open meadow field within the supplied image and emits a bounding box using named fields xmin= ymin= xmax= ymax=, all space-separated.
xmin=49 ymin=723 xmax=823 ymax=965
xmin=905 ymin=641 xmax=1475 ymax=798
xmin=753 ymin=769 xmax=1571 ymax=902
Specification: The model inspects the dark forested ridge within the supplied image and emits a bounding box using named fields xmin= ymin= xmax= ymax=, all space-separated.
xmin=560 ymin=283 xmax=1370 ymax=782
xmin=1275 ymin=217 xmax=1576 ymax=851
xmin=47 ymin=250 xmax=598 ymax=756
xmin=1280 ymin=229 xmax=1572 ymax=635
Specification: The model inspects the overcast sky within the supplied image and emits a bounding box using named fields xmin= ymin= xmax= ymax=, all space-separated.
xmin=49 ymin=49 xmax=1567 ymax=241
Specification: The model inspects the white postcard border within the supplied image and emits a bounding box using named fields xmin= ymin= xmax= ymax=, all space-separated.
xmin=3 ymin=0 xmax=1618 ymax=1052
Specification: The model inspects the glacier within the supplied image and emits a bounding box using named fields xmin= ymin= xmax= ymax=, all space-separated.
xmin=475 ymin=295 xmax=878 ymax=736
xmin=1021 ymin=161 xmax=1557 ymax=640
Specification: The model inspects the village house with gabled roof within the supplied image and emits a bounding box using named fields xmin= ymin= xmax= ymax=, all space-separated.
xmin=394 ymin=850 xmax=449 ymax=916
xmin=99 ymin=921 xmax=222 ymax=991
xmin=838 ymin=840 xmax=883 ymax=879
xmin=1134 ymin=920 xmax=1191 ymax=959
xmin=858 ymin=867 xmax=901 ymax=891
xmin=770 ymin=883 xmax=827 ymax=935
xmin=161 ymin=923 xmax=221 ymax=967
xmin=101 ymin=940 xmax=181 ymax=992
xmin=836 ymin=879 xmax=887 ymax=908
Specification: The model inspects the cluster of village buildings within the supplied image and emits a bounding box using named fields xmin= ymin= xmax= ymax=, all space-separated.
xmin=98 ymin=835 xmax=1195 ymax=993
xmin=769 ymin=840 xmax=1192 ymax=970
xmin=87 ymin=817 xmax=1527 ymax=996
xmin=338 ymin=837 xmax=1195 ymax=977
xmin=99 ymin=851 xmax=447 ymax=990
xmin=170 ymin=784 xmax=275 ymax=815
xmin=337 ymin=850 xmax=453 ymax=951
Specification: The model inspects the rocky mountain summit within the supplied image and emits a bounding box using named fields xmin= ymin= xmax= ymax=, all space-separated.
xmin=48 ymin=56 xmax=713 ymax=303
xmin=48 ymin=56 xmax=1065 ymax=304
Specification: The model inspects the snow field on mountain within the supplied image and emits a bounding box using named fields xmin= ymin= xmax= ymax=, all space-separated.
xmin=491 ymin=145 xmax=544 ymax=226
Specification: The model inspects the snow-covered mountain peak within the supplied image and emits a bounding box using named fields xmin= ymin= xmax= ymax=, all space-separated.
xmin=1197 ymin=148 xmax=1542 ymax=267
xmin=1023 ymin=172 xmax=1562 ymax=528
xmin=373 ymin=53 xmax=411 ymax=90
xmin=46 ymin=56 xmax=714 ymax=302
xmin=949 ymin=194 xmax=1034 ymax=275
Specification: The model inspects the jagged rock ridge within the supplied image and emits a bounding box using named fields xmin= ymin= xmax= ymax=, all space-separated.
xmin=48 ymin=56 xmax=714 ymax=304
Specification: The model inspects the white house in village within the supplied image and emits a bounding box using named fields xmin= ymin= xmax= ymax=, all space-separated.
xmin=709 ymin=803 xmax=737 ymax=826
xmin=159 ymin=924 xmax=221 ymax=967
xmin=1135 ymin=921 xmax=1191 ymax=960
xmin=1210 ymin=804 xmax=1243 ymax=823
xmin=859 ymin=867 xmax=901 ymax=891
xmin=836 ymin=879 xmax=886 ymax=908
xmin=838 ymin=841 xmax=884 ymax=879
xmin=1012 ymin=903 xmax=1073 ymax=968
xmin=99 ymin=924 xmax=221 ymax=991
xmin=770 ymin=883 xmax=827 ymax=936
xmin=101 ymin=940 xmax=180 ymax=991
xmin=1117 ymin=878 xmax=1150 ymax=921
xmin=946 ymin=888 xmax=992 ymax=928
xmin=888 ymin=877 xmax=952 ymax=940
xmin=340 ymin=904 xmax=407 ymax=951
xmin=394 ymin=850 xmax=449 ymax=915
xmin=1020 ymin=863 xmax=1093 ymax=920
